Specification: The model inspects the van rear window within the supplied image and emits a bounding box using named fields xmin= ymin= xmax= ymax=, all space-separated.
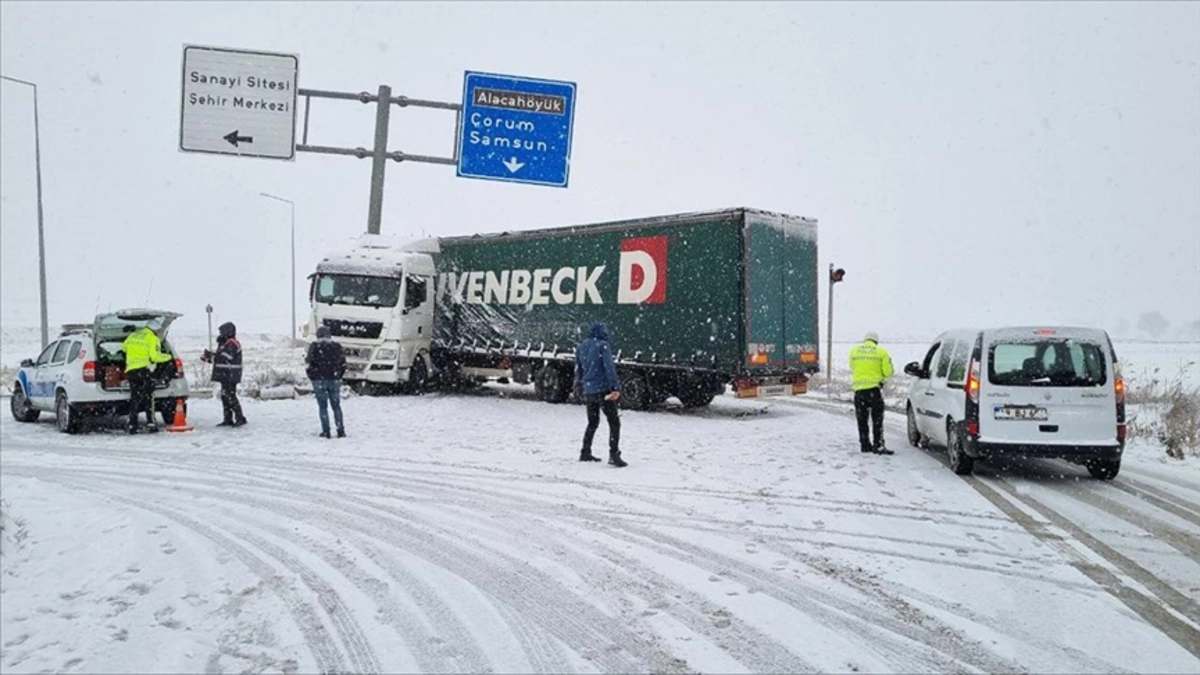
xmin=988 ymin=340 xmax=1107 ymax=387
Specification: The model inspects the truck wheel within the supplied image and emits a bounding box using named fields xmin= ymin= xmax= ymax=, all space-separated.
xmin=677 ymin=376 xmax=714 ymax=408
xmin=56 ymin=391 xmax=82 ymax=435
xmin=1086 ymin=459 xmax=1121 ymax=480
xmin=619 ymin=372 xmax=649 ymax=410
xmin=10 ymin=383 xmax=40 ymax=423
xmin=406 ymin=356 xmax=428 ymax=395
xmin=947 ymin=421 xmax=974 ymax=476
xmin=536 ymin=365 xmax=569 ymax=403
xmin=679 ymin=389 xmax=715 ymax=408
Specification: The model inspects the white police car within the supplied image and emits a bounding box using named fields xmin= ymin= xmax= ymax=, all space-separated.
xmin=9 ymin=309 xmax=190 ymax=433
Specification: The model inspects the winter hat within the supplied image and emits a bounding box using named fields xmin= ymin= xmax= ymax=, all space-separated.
xmin=864 ymin=331 xmax=879 ymax=343
xmin=316 ymin=326 xmax=332 ymax=339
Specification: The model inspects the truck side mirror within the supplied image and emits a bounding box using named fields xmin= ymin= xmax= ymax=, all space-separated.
xmin=903 ymin=361 xmax=924 ymax=378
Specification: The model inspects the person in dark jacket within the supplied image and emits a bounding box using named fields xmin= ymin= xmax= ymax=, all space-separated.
xmin=574 ymin=322 xmax=626 ymax=467
xmin=201 ymin=321 xmax=246 ymax=427
xmin=305 ymin=325 xmax=347 ymax=438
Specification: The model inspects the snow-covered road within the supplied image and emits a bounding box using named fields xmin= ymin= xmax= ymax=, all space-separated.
xmin=2 ymin=387 xmax=1198 ymax=674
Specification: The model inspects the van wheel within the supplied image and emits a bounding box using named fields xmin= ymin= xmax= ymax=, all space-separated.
xmin=56 ymin=391 xmax=82 ymax=435
xmin=906 ymin=404 xmax=922 ymax=448
xmin=406 ymin=356 xmax=428 ymax=395
xmin=947 ymin=422 xmax=974 ymax=475
xmin=1086 ymin=459 xmax=1121 ymax=480
xmin=11 ymin=383 xmax=40 ymax=422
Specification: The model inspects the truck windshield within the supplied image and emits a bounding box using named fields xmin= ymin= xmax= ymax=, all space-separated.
xmin=314 ymin=274 xmax=401 ymax=308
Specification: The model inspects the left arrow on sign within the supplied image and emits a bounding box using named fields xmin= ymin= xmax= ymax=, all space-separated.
xmin=223 ymin=130 xmax=254 ymax=147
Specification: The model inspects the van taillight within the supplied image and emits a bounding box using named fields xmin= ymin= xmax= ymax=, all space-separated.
xmin=174 ymin=358 xmax=185 ymax=378
xmin=966 ymin=359 xmax=980 ymax=404
xmin=83 ymin=361 xmax=97 ymax=382
xmin=966 ymin=420 xmax=979 ymax=437
xmin=1113 ymin=363 xmax=1125 ymax=406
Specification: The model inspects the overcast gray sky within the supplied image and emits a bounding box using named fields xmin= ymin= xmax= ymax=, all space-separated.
xmin=2 ymin=1 xmax=1198 ymax=344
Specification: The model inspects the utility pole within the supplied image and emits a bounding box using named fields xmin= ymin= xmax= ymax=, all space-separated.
xmin=1 ymin=75 xmax=49 ymax=348
xmin=827 ymin=264 xmax=845 ymax=382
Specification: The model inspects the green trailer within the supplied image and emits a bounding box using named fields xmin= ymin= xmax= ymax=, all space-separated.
xmin=430 ymin=207 xmax=820 ymax=409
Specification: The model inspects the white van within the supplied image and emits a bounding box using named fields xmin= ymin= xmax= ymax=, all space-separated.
xmin=903 ymin=326 xmax=1125 ymax=479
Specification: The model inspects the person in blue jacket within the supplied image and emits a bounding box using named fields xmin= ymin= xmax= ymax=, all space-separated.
xmin=574 ymin=322 xmax=627 ymax=467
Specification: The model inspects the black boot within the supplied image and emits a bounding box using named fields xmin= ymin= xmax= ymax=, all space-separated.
xmin=608 ymin=452 xmax=627 ymax=468
xmin=579 ymin=450 xmax=601 ymax=462
xmin=217 ymin=419 xmax=235 ymax=427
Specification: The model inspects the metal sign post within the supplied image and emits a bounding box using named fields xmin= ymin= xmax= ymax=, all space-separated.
xmin=206 ymin=303 xmax=213 ymax=353
xmin=179 ymin=44 xmax=578 ymax=235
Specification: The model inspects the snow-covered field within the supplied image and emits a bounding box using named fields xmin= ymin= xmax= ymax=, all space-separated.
xmin=2 ymin=333 xmax=1199 ymax=673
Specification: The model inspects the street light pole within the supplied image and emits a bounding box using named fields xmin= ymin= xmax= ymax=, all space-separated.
xmin=259 ymin=193 xmax=296 ymax=344
xmin=827 ymin=265 xmax=846 ymax=382
xmin=1 ymin=75 xmax=49 ymax=348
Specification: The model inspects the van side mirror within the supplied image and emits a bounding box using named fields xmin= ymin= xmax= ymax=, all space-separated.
xmin=904 ymin=361 xmax=924 ymax=378
xmin=20 ymin=358 xmax=34 ymax=368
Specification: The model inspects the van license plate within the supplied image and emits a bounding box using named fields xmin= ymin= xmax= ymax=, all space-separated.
xmin=994 ymin=405 xmax=1048 ymax=421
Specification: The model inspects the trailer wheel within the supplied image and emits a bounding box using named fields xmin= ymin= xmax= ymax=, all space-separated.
xmin=535 ymin=364 xmax=570 ymax=403
xmin=619 ymin=372 xmax=650 ymax=411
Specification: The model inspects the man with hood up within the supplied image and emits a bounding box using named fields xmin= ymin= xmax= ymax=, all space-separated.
xmin=574 ymin=322 xmax=626 ymax=467
xmin=201 ymin=321 xmax=246 ymax=427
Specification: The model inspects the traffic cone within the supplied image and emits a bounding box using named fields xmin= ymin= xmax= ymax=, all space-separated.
xmin=165 ymin=397 xmax=194 ymax=433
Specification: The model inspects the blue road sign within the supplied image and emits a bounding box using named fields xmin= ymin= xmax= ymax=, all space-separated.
xmin=457 ymin=71 xmax=576 ymax=188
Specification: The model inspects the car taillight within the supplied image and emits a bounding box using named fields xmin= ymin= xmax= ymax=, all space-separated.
xmin=966 ymin=359 xmax=980 ymax=404
xmin=174 ymin=358 xmax=185 ymax=378
xmin=83 ymin=361 xmax=97 ymax=382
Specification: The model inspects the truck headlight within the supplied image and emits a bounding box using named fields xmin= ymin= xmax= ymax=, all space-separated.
xmin=375 ymin=348 xmax=398 ymax=361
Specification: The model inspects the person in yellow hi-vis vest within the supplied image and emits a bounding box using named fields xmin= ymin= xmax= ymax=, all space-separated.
xmin=123 ymin=324 xmax=172 ymax=434
xmin=849 ymin=331 xmax=894 ymax=455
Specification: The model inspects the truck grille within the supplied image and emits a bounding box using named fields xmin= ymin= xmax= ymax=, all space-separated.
xmin=322 ymin=319 xmax=383 ymax=340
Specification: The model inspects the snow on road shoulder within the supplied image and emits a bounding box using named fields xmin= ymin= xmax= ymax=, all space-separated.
xmin=2 ymin=386 xmax=1198 ymax=673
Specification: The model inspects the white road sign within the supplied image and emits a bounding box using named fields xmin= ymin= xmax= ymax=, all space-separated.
xmin=179 ymin=45 xmax=299 ymax=160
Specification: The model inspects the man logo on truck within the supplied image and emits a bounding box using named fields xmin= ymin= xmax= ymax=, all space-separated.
xmin=440 ymin=236 xmax=669 ymax=307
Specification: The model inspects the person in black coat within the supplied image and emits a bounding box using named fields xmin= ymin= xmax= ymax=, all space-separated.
xmin=201 ymin=321 xmax=246 ymax=427
xmin=305 ymin=325 xmax=347 ymax=438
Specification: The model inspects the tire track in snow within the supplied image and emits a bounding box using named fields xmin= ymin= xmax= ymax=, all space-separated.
xmin=1110 ymin=479 xmax=1200 ymax=528
xmin=32 ymin=463 xmax=537 ymax=674
xmin=969 ymin=476 xmax=1200 ymax=660
xmin=28 ymin=461 xmax=685 ymax=673
xmin=327 ymin=464 xmax=1018 ymax=673
xmin=2 ymin=467 xmax=344 ymax=675
xmin=1033 ymin=479 xmax=1200 ymax=560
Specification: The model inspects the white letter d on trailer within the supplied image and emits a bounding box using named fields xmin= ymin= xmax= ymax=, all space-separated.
xmin=618 ymin=249 xmax=657 ymax=304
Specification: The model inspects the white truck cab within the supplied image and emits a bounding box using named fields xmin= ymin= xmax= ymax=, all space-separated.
xmin=308 ymin=235 xmax=436 ymax=393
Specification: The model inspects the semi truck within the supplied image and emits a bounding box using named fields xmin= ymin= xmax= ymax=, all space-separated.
xmin=306 ymin=207 xmax=821 ymax=409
